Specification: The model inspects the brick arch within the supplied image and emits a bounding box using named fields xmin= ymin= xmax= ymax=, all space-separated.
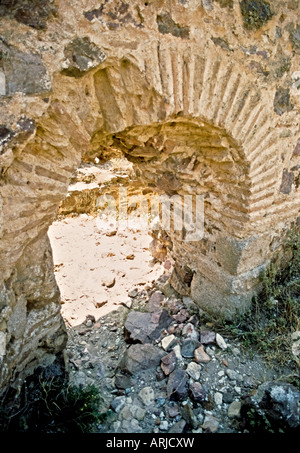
xmin=0 ymin=36 xmax=298 ymax=393
xmin=0 ymin=40 xmax=286 ymax=304
xmin=88 ymin=39 xmax=285 ymax=232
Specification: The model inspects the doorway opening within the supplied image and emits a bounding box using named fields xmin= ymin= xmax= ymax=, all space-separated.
xmin=48 ymin=153 xmax=168 ymax=327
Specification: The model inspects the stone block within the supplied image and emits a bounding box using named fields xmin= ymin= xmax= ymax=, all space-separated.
xmin=0 ymin=42 xmax=51 ymax=96
xmin=62 ymin=37 xmax=106 ymax=78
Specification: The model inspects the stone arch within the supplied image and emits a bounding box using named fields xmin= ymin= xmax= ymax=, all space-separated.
xmin=0 ymin=33 xmax=299 ymax=393
xmin=0 ymin=42 xmax=276 ymax=284
xmin=83 ymin=42 xmax=284 ymax=316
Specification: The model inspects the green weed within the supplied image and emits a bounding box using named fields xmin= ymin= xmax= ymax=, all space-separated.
xmin=0 ymin=373 xmax=107 ymax=433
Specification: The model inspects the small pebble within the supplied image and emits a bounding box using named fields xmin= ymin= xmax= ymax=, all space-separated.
xmin=216 ymin=333 xmax=227 ymax=350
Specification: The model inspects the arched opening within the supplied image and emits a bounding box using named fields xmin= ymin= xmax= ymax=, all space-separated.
xmin=48 ymin=153 xmax=166 ymax=327
xmin=1 ymin=44 xmax=298 ymax=397
xmin=45 ymin=112 xmax=251 ymax=327
xmin=84 ymin=114 xmax=256 ymax=317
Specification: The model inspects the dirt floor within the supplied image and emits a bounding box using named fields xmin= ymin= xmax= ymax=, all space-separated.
xmin=48 ymin=214 xmax=165 ymax=327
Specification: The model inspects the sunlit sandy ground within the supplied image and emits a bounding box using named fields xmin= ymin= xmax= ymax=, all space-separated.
xmin=48 ymin=214 xmax=165 ymax=327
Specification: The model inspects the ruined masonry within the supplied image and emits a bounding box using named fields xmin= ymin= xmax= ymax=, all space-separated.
xmin=0 ymin=0 xmax=299 ymax=393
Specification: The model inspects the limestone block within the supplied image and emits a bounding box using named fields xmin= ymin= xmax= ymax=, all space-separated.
xmin=215 ymin=234 xmax=272 ymax=275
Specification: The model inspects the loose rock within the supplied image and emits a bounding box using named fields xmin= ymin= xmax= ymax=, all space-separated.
xmin=161 ymin=350 xmax=177 ymax=376
xmin=168 ymin=420 xmax=187 ymax=433
xmin=214 ymin=392 xmax=223 ymax=406
xmin=181 ymin=339 xmax=200 ymax=358
xmin=186 ymin=362 xmax=202 ymax=381
xmin=94 ymin=300 xmax=108 ymax=308
xmin=114 ymin=373 xmax=133 ymax=390
xmin=291 ymin=331 xmax=300 ymax=366
xmin=167 ymin=369 xmax=189 ymax=401
xmin=159 ymin=420 xmax=169 ymax=431
xmin=202 ymin=414 xmax=220 ymax=433
xmin=200 ymin=330 xmax=216 ymax=345
xmin=182 ymin=323 xmax=199 ymax=341
xmin=181 ymin=402 xmax=199 ymax=429
xmin=173 ymin=309 xmax=190 ymax=323
xmin=189 ymin=382 xmax=206 ymax=404
xmin=226 ymin=369 xmax=239 ymax=381
xmin=102 ymin=277 xmax=116 ymax=288
xmin=128 ymin=288 xmax=139 ymax=298
xmin=173 ymin=344 xmax=184 ymax=365
xmin=146 ymin=291 xmax=165 ymax=312
xmin=111 ymin=396 xmax=126 ymax=413
xmin=228 ymin=400 xmax=242 ymax=418
xmin=139 ymin=386 xmax=155 ymax=406
xmin=241 ymin=381 xmax=300 ymax=431
xmin=161 ymin=334 xmax=177 ymax=351
xmin=216 ymin=333 xmax=228 ymax=350
xmin=118 ymin=344 xmax=164 ymax=375
xmin=194 ymin=345 xmax=211 ymax=363
xmin=124 ymin=310 xmax=173 ymax=344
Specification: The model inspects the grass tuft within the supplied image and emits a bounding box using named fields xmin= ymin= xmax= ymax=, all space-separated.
xmin=0 ymin=372 xmax=108 ymax=433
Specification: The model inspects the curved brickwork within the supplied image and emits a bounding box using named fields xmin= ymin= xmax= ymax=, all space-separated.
xmin=0 ymin=0 xmax=299 ymax=392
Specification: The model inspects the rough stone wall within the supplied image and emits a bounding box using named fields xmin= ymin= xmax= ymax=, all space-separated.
xmin=0 ymin=0 xmax=299 ymax=393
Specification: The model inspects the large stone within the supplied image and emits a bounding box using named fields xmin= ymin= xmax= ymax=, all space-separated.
xmin=117 ymin=344 xmax=164 ymax=375
xmin=124 ymin=310 xmax=173 ymax=344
